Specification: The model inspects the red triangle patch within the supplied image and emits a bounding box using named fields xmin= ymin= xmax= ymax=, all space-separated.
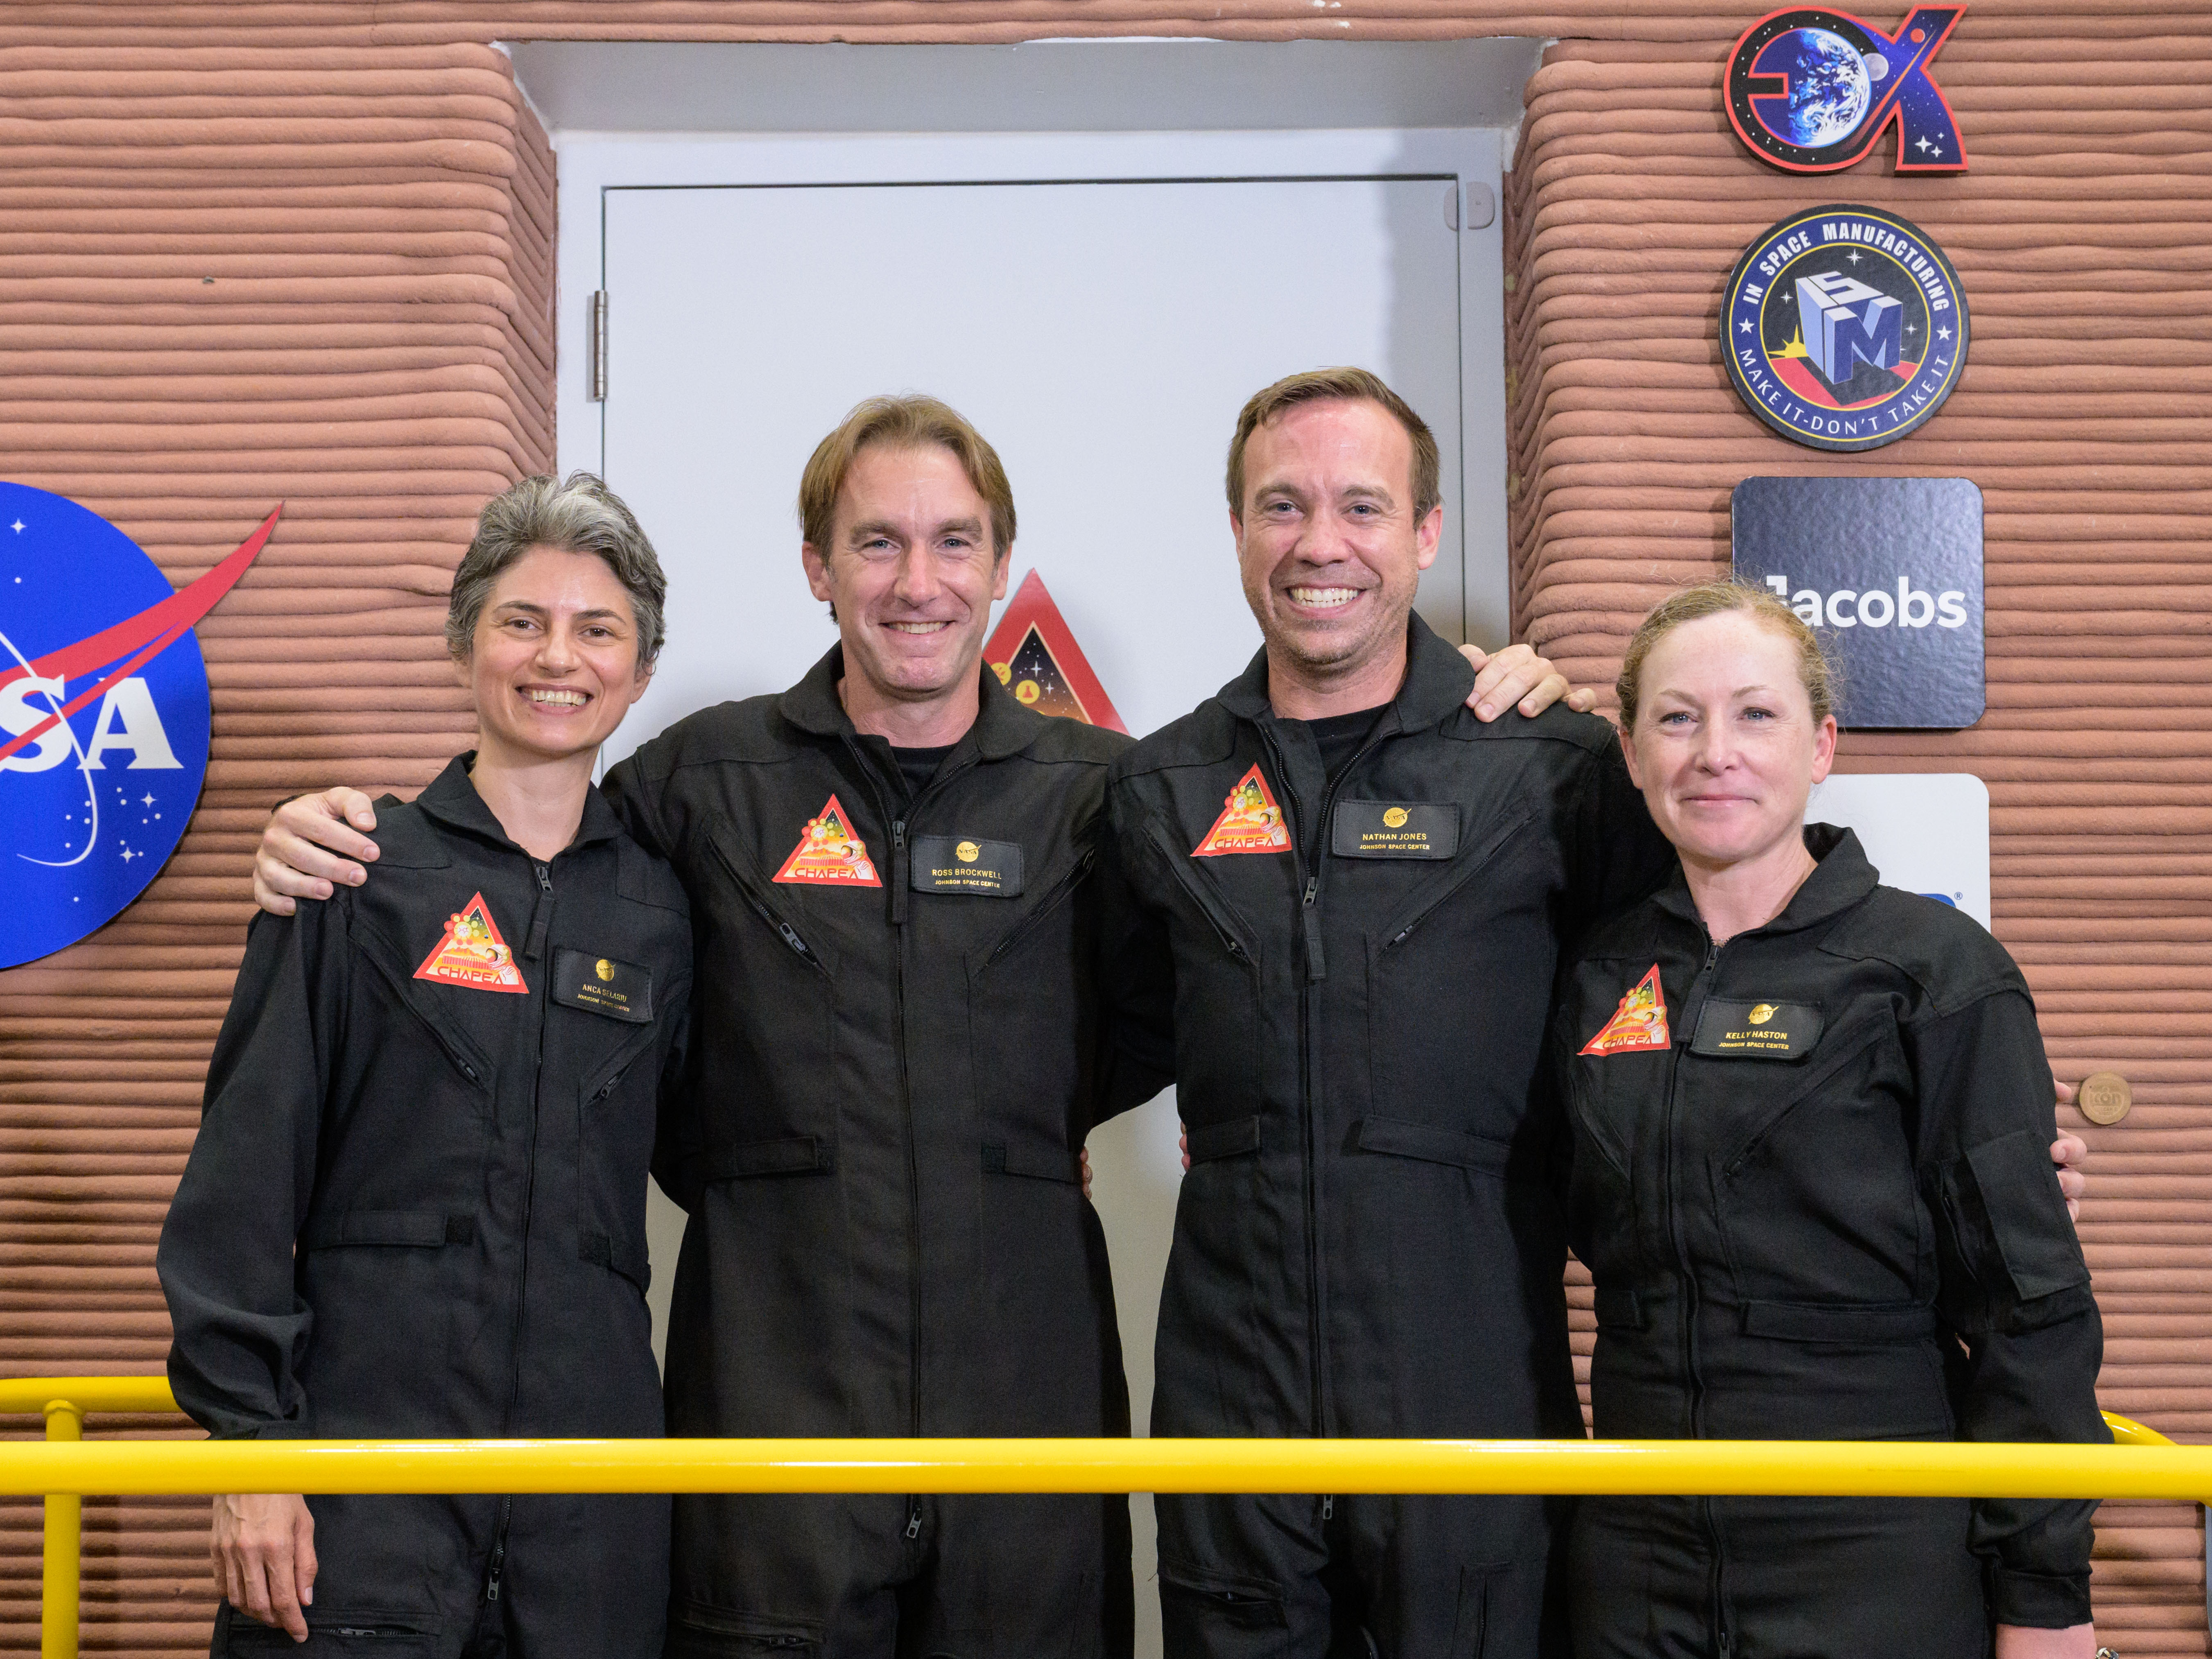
xmin=984 ymin=570 xmax=1128 ymax=734
xmin=1193 ymin=763 xmax=1294 ymax=857
xmin=414 ymin=891 xmax=529 ymax=993
xmin=774 ymin=793 xmax=882 ymax=887
xmin=1580 ymin=964 xmax=1671 ymax=1056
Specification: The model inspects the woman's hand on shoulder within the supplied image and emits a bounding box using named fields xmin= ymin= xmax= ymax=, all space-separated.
xmin=1994 ymin=1623 xmax=2097 ymax=1659
xmin=254 ymin=788 xmax=382 ymax=914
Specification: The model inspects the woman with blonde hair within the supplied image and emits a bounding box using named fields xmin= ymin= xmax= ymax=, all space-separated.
xmin=1551 ymin=581 xmax=2106 ymax=1659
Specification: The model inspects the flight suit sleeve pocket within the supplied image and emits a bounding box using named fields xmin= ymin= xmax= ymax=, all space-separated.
xmin=1961 ymin=1129 xmax=2092 ymax=1304
xmin=1185 ymin=1117 xmax=1260 ymax=1164
xmin=1353 ymin=1114 xmax=1513 ymax=1177
xmin=300 ymin=1211 xmax=472 ymax=1250
xmin=709 ymin=1134 xmax=835 ymax=1179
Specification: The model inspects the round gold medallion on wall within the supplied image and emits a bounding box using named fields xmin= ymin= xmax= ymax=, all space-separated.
xmin=2076 ymin=1072 xmax=2133 ymax=1126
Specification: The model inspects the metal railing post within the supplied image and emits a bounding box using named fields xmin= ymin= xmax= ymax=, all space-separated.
xmin=42 ymin=1398 xmax=84 ymax=1659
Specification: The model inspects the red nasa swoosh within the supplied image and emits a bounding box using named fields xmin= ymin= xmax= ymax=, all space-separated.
xmin=0 ymin=505 xmax=280 ymax=766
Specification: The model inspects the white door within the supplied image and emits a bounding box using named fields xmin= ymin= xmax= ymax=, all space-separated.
xmin=597 ymin=167 xmax=1490 ymax=1658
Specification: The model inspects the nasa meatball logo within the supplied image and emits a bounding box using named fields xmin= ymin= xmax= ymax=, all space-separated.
xmin=1727 ymin=6 xmax=1968 ymax=173
xmin=1724 ymin=205 xmax=1969 ymax=452
xmin=1 ymin=484 xmax=277 ymax=971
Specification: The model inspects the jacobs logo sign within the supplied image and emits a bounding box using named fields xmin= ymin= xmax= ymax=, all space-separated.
xmin=1727 ymin=5 xmax=1968 ymax=173
xmin=1723 ymin=204 xmax=1969 ymax=452
xmin=0 ymin=484 xmax=276 ymax=969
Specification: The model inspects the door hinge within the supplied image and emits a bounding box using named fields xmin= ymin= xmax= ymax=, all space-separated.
xmin=588 ymin=289 xmax=608 ymax=402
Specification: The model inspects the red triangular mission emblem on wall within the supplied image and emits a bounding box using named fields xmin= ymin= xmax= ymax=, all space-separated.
xmin=414 ymin=891 xmax=529 ymax=992
xmin=983 ymin=570 xmax=1128 ymax=734
xmin=774 ymin=794 xmax=882 ymax=887
xmin=1192 ymin=764 xmax=1293 ymax=857
xmin=1581 ymin=964 xmax=1671 ymax=1056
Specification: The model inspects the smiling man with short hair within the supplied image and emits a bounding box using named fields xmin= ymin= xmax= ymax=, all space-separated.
xmin=1101 ymin=367 xmax=1678 ymax=1658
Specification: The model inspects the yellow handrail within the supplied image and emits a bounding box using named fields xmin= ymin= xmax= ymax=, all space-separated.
xmin=2 ymin=1381 xmax=2195 ymax=1659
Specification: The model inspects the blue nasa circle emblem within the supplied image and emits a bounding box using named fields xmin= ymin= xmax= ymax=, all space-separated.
xmin=1726 ymin=6 xmax=1968 ymax=173
xmin=0 ymin=484 xmax=215 ymax=970
xmin=1723 ymin=204 xmax=1969 ymax=453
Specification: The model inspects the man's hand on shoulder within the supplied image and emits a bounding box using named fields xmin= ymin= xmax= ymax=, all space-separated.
xmin=1458 ymin=642 xmax=1598 ymax=723
xmin=254 ymin=788 xmax=382 ymax=916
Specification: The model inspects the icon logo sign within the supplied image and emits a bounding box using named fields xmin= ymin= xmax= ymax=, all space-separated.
xmin=0 ymin=485 xmax=279 ymax=970
xmin=1581 ymin=965 xmax=1673 ymax=1056
xmin=1192 ymin=764 xmax=1293 ymax=858
xmin=774 ymin=794 xmax=881 ymax=887
xmin=1727 ymin=6 xmax=1967 ymax=172
xmin=984 ymin=570 xmax=1127 ymax=734
xmin=415 ymin=892 xmax=528 ymax=992
xmin=1724 ymin=205 xmax=1968 ymax=452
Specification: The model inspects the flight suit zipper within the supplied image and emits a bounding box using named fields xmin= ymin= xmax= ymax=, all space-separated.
xmin=488 ymin=859 xmax=555 ymax=1603
xmin=1662 ymin=930 xmax=1728 ymax=1649
xmin=845 ymin=738 xmax=977 ymax=1526
xmin=1259 ymin=716 xmax=1391 ymax=1445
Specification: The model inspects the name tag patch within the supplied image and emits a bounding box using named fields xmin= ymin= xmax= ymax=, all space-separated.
xmin=552 ymin=947 xmax=653 ymax=1023
xmin=1331 ymin=801 xmax=1458 ymax=860
xmin=910 ymin=836 xmax=1024 ymax=897
xmin=1691 ymin=999 xmax=1822 ymax=1060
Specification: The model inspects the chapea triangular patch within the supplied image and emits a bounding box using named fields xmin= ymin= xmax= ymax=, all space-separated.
xmin=1580 ymin=963 xmax=1671 ymax=1056
xmin=1192 ymin=764 xmax=1294 ymax=857
xmin=774 ymin=794 xmax=882 ymax=887
xmin=415 ymin=891 xmax=529 ymax=993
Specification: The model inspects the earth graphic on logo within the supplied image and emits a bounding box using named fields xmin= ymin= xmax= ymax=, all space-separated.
xmin=1771 ymin=27 xmax=1872 ymax=149
xmin=1 ymin=483 xmax=275 ymax=968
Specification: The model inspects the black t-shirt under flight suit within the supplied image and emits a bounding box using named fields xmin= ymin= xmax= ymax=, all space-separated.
xmin=1100 ymin=618 xmax=1675 ymax=1659
xmin=1552 ymin=826 xmax=2105 ymax=1659
xmin=605 ymin=647 xmax=1167 ymax=1659
xmin=159 ymin=756 xmax=694 ymax=1659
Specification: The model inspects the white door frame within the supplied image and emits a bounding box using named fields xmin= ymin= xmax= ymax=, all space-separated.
xmin=553 ymin=126 xmax=1513 ymax=644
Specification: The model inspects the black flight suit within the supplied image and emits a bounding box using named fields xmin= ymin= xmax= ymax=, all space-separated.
xmin=159 ymin=755 xmax=694 ymax=1658
xmin=1100 ymin=618 xmax=1674 ymax=1657
xmin=605 ymin=647 xmax=1165 ymax=1659
xmin=1552 ymin=826 xmax=2105 ymax=1659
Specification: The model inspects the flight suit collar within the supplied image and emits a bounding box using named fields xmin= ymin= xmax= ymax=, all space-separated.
xmin=411 ymin=752 xmax=625 ymax=856
xmin=1214 ymin=613 xmax=1478 ymax=734
xmin=777 ymin=642 xmax=1040 ymax=763
xmin=1651 ymin=822 xmax=1880 ymax=940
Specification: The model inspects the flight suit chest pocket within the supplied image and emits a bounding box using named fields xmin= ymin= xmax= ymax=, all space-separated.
xmin=1363 ymin=809 xmax=1536 ymax=1139
xmin=342 ymin=914 xmax=498 ymax=1141
xmin=970 ymin=849 xmax=1092 ymax=1182
xmin=1706 ymin=1009 xmax=1926 ymax=1308
xmin=1142 ymin=811 xmax=1262 ymax=1126
xmin=703 ymin=831 xmax=839 ymax=1170
xmin=577 ymin=1021 xmax=666 ymax=1294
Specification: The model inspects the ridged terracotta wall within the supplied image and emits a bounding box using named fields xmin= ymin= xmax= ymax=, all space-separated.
xmin=1505 ymin=25 xmax=2212 ymax=1655
xmin=0 ymin=35 xmax=553 ymax=1652
xmin=2 ymin=4 xmax=2206 ymax=1654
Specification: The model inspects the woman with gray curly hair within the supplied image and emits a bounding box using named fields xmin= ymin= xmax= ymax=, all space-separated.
xmin=160 ymin=471 xmax=694 ymax=1659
